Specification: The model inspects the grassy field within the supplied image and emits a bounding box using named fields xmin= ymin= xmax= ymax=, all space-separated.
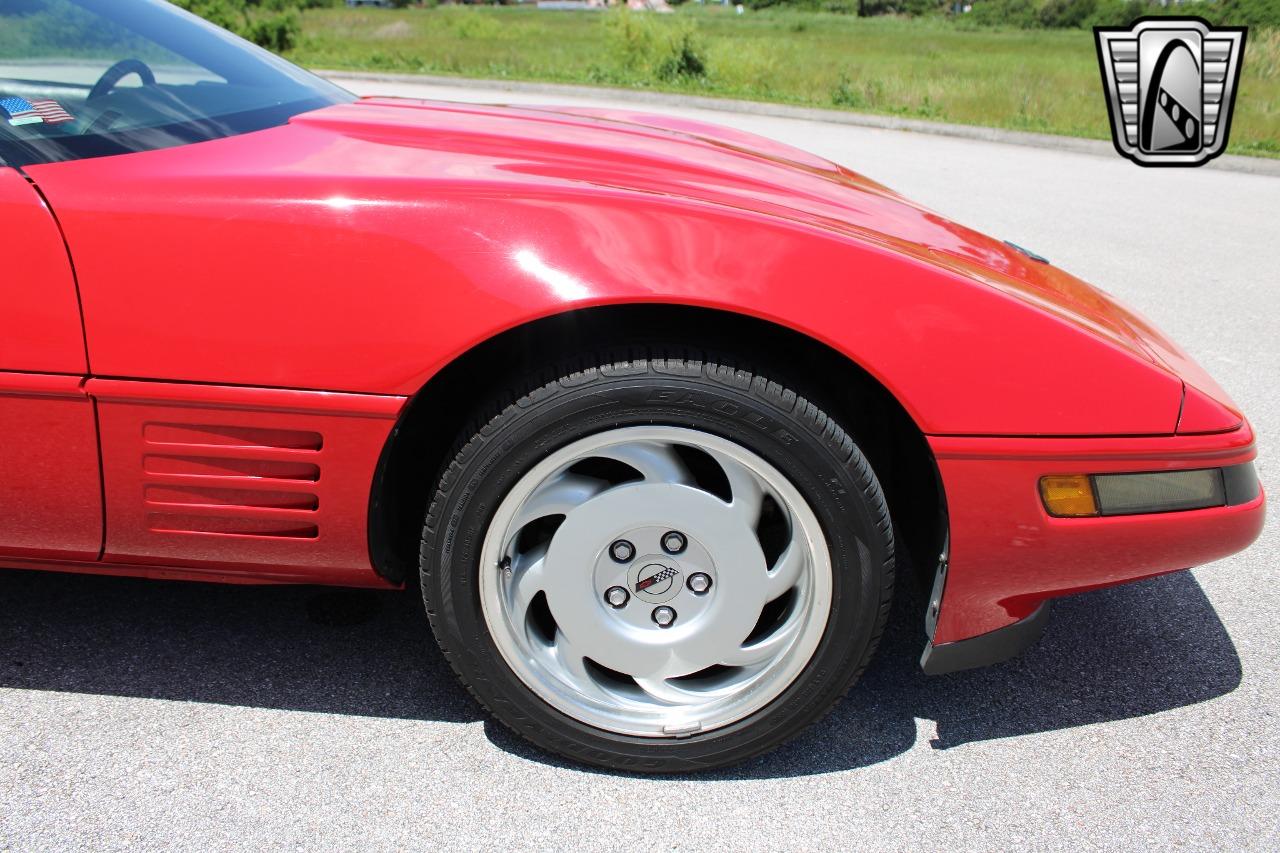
xmin=288 ymin=6 xmax=1279 ymax=157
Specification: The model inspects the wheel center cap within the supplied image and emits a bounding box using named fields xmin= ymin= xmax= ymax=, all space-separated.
xmin=542 ymin=482 xmax=769 ymax=679
xmin=629 ymin=561 xmax=682 ymax=604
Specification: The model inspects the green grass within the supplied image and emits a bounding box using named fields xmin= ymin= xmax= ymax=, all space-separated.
xmin=287 ymin=6 xmax=1280 ymax=158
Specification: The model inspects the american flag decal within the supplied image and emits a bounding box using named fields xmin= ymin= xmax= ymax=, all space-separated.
xmin=30 ymin=99 xmax=73 ymax=125
xmin=0 ymin=96 xmax=43 ymax=126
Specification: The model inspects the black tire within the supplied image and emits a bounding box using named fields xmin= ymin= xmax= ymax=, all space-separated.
xmin=420 ymin=350 xmax=894 ymax=773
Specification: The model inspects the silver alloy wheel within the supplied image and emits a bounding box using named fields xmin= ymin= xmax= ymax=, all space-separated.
xmin=479 ymin=426 xmax=833 ymax=738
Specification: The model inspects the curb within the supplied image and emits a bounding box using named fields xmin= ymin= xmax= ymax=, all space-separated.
xmin=318 ymin=70 xmax=1280 ymax=179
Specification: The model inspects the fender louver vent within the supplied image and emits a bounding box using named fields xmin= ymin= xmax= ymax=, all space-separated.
xmin=142 ymin=423 xmax=322 ymax=540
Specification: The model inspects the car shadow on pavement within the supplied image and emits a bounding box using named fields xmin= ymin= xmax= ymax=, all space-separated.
xmin=0 ymin=566 xmax=1241 ymax=779
xmin=485 ymin=570 xmax=1244 ymax=779
xmin=0 ymin=569 xmax=482 ymax=726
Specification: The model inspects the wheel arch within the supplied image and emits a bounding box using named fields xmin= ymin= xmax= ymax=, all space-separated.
xmin=368 ymin=303 xmax=947 ymax=592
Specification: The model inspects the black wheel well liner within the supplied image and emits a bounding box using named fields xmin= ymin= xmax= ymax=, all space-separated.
xmin=368 ymin=304 xmax=947 ymax=590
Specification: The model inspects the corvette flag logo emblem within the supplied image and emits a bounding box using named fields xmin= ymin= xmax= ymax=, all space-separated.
xmin=635 ymin=566 xmax=678 ymax=594
xmin=1094 ymin=17 xmax=1247 ymax=167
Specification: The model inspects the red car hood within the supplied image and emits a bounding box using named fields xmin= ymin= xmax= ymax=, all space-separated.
xmin=294 ymin=97 xmax=1240 ymax=431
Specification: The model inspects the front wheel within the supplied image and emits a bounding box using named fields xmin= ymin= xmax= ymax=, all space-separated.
xmin=421 ymin=353 xmax=894 ymax=772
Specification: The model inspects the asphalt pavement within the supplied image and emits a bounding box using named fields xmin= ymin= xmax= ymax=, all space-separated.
xmin=1 ymin=78 xmax=1276 ymax=851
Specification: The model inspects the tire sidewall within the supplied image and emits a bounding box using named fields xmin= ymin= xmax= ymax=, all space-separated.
xmin=425 ymin=365 xmax=892 ymax=772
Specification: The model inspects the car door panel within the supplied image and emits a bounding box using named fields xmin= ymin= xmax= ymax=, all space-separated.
xmin=0 ymin=168 xmax=86 ymax=374
xmin=0 ymin=167 xmax=99 ymax=560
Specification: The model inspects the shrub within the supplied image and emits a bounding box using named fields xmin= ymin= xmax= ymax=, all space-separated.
xmin=603 ymin=10 xmax=707 ymax=82
xmin=241 ymin=11 xmax=301 ymax=52
xmin=967 ymin=0 xmax=1280 ymax=29
xmin=175 ymin=0 xmax=243 ymax=31
xmin=655 ymin=22 xmax=707 ymax=80
xmin=1081 ymin=0 xmax=1146 ymax=29
xmin=1037 ymin=0 xmax=1095 ymax=28
xmin=968 ymin=0 xmax=1041 ymax=28
xmin=1215 ymin=0 xmax=1280 ymax=28
xmin=174 ymin=0 xmax=301 ymax=52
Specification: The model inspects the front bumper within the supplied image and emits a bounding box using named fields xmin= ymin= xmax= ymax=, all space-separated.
xmin=921 ymin=423 xmax=1264 ymax=670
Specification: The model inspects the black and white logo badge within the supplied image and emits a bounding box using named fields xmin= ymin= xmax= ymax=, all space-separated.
xmin=1094 ymin=17 xmax=1247 ymax=167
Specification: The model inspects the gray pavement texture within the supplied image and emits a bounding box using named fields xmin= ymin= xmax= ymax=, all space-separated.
xmin=1 ymin=77 xmax=1277 ymax=852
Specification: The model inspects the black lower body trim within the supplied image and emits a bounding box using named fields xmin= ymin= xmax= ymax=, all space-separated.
xmin=919 ymin=601 xmax=1051 ymax=676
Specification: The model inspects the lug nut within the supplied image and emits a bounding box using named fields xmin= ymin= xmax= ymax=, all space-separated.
xmin=652 ymin=606 xmax=677 ymax=627
xmin=609 ymin=539 xmax=636 ymax=563
xmin=604 ymin=586 xmax=630 ymax=608
xmin=661 ymin=531 xmax=687 ymax=555
xmin=686 ymin=572 xmax=712 ymax=594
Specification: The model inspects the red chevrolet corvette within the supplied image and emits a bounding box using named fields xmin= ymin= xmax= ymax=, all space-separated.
xmin=0 ymin=0 xmax=1263 ymax=771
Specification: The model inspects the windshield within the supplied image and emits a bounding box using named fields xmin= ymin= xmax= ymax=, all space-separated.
xmin=0 ymin=0 xmax=353 ymax=166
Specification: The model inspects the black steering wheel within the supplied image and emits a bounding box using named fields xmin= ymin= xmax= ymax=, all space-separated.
xmin=87 ymin=58 xmax=156 ymax=101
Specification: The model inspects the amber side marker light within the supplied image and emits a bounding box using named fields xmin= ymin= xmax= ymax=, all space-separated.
xmin=1039 ymin=475 xmax=1098 ymax=517
xmin=1040 ymin=464 xmax=1259 ymax=519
